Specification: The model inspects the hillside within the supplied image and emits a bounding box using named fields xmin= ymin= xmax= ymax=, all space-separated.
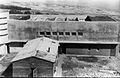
xmin=0 ymin=1 xmax=119 ymax=15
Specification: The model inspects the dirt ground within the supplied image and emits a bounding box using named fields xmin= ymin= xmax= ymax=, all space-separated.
xmin=56 ymin=54 xmax=120 ymax=77
xmin=1 ymin=53 xmax=120 ymax=77
xmin=0 ymin=52 xmax=17 ymax=76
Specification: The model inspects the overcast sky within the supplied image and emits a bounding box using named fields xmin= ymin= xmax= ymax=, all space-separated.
xmin=0 ymin=0 xmax=120 ymax=11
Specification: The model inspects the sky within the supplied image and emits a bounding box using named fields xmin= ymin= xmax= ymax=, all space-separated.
xmin=0 ymin=0 xmax=120 ymax=11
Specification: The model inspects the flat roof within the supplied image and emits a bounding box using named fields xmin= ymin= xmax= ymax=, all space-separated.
xmin=8 ymin=40 xmax=28 ymax=43
xmin=59 ymin=41 xmax=120 ymax=44
xmin=8 ymin=40 xmax=120 ymax=44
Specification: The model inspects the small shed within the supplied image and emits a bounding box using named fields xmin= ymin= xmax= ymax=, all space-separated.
xmin=2 ymin=37 xmax=59 ymax=77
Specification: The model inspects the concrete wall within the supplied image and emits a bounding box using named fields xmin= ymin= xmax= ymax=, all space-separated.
xmin=0 ymin=44 xmax=7 ymax=55
xmin=8 ymin=20 xmax=119 ymax=42
xmin=7 ymin=20 xmax=119 ymax=56
xmin=60 ymin=44 xmax=117 ymax=56
xmin=118 ymin=22 xmax=120 ymax=43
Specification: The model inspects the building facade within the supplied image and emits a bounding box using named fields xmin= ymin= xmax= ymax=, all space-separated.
xmin=7 ymin=15 xmax=120 ymax=56
xmin=0 ymin=12 xmax=9 ymax=54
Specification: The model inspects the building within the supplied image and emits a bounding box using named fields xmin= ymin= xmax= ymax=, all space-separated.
xmin=7 ymin=15 xmax=119 ymax=56
xmin=0 ymin=15 xmax=120 ymax=77
xmin=2 ymin=37 xmax=59 ymax=77
xmin=0 ymin=11 xmax=9 ymax=54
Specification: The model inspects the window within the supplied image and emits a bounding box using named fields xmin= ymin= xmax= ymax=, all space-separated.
xmin=0 ymin=28 xmax=7 ymax=31
xmin=71 ymin=32 xmax=76 ymax=36
xmin=78 ymin=32 xmax=83 ymax=36
xmin=0 ymin=34 xmax=8 ymax=36
xmin=0 ymin=23 xmax=7 ymax=25
xmin=46 ymin=17 xmax=56 ymax=21
xmin=52 ymin=41 xmax=56 ymax=43
xmin=47 ymin=47 xmax=50 ymax=52
xmin=65 ymin=17 xmax=67 ymax=21
xmin=59 ymin=32 xmax=64 ymax=35
xmin=46 ymin=32 xmax=51 ymax=35
xmin=75 ymin=17 xmax=79 ymax=21
xmin=40 ymin=32 xmax=45 ymax=35
xmin=65 ymin=32 xmax=70 ymax=35
xmin=0 ymin=17 xmax=7 ymax=19
xmin=52 ymin=32 xmax=57 ymax=35
xmin=88 ymin=48 xmax=91 ymax=51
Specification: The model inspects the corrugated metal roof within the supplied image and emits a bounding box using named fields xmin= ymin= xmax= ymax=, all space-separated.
xmin=11 ymin=37 xmax=59 ymax=62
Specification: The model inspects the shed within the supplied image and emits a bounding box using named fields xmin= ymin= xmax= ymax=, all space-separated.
xmin=2 ymin=37 xmax=59 ymax=77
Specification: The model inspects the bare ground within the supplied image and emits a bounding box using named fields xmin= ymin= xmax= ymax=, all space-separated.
xmin=0 ymin=52 xmax=17 ymax=76
xmin=57 ymin=54 xmax=120 ymax=77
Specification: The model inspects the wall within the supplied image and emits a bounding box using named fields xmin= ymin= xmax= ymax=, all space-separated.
xmin=0 ymin=44 xmax=7 ymax=54
xmin=12 ymin=57 xmax=53 ymax=77
xmin=8 ymin=20 xmax=119 ymax=42
xmin=59 ymin=44 xmax=117 ymax=56
xmin=118 ymin=22 xmax=120 ymax=48
xmin=7 ymin=20 xmax=119 ymax=56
